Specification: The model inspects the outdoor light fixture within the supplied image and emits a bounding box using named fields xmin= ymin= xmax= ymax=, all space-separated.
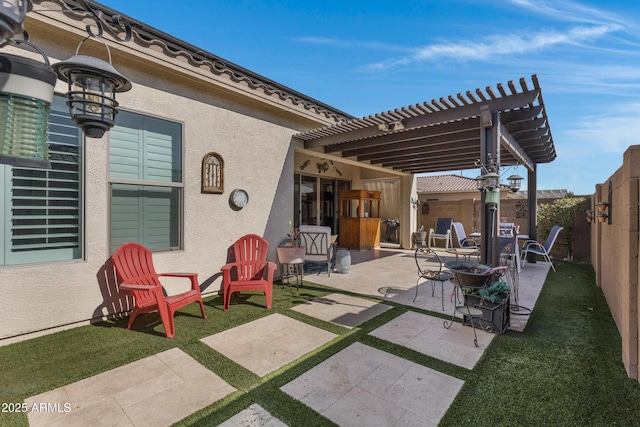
xmin=507 ymin=173 xmax=523 ymax=193
xmin=0 ymin=41 xmax=56 ymax=168
xmin=0 ymin=0 xmax=30 ymax=46
xmin=475 ymin=171 xmax=500 ymax=191
xmin=53 ymin=37 xmax=131 ymax=138
xmin=378 ymin=120 xmax=404 ymax=132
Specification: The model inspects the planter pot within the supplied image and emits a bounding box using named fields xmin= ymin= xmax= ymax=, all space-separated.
xmin=412 ymin=231 xmax=427 ymax=247
xmin=596 ymin=202 xmax=609 ymax=212
xmin=597 ymin=214 xmax=608 ymax=223
xmin=463 ymin=293 xmax=510 ymax=334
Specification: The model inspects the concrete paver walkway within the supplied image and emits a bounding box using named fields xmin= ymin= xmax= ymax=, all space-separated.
xmin=25 ymin=348 xmax=235 ymax=427
xmin=281 ymin=342 xmax=463 ymax=427
xmin=291 ymin=292 xmax=393 ymax=328
xmin=201 ymin=313 xmax=337 ymax=377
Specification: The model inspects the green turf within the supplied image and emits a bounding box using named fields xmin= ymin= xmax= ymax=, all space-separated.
xmin=1 ymin=263 xmax=639 ymax=426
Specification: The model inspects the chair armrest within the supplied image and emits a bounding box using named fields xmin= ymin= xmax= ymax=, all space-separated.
xmin=159 ymin=272 xmax=197 ymax=278
xmin=523 ymin=241 xmax=546 ymax=252
xmin=266 ymin=261 xmax=277 ymax=282
xmin=522 ymin=240 xmax=542 ymax=250
xmin=119 ymin=283 xmax=157 ymax=291
xmin=220 ymin=263 xmax=236 ymax=286
xmin=159 ymin=272 xmax=200 ymax=292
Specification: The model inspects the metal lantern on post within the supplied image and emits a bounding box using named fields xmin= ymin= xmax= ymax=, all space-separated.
xmin=0 ymin=42 xmax=56 ymax=168
xmin=0 ymin=0 xmax=30 ymax=46
xmin=53 ymin=38 xmax=131 ymax=138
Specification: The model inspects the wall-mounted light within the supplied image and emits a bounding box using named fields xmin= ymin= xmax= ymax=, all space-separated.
xmin=0 ymin=41 xmax=56 ymax=168
xmin=53 ymin=37 xmax=131 ymax=138
xmin=0 ymin=0 xmax=30 ymax=46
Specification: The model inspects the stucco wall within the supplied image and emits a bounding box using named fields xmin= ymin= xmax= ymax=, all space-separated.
xmin=591 ymin=145 xmax=640 ymax=381
xmin=0 ymin=15 xmax=335 ymax=343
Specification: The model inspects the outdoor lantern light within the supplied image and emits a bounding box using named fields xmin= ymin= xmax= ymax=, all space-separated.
xmin=476 ymin=171 xmax=499 ymax=191
xmin=507 ymin=174 xmax=523 ymax=193
xmin=0 ymin=49 xmax=56 ymax=168
xmin=485 ymin=188 xmax=500 ymax=209
xmin=0 ymin=0 xmax=30 ymax=46
xmin=53 ymin=38 xmax=131 ymax=138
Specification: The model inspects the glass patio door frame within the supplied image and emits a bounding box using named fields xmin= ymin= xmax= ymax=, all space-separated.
xmin=294 ymin=173 xmax=350 ymax=235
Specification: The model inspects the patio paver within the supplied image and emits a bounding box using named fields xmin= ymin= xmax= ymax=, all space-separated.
xmin=25 ymin=348 xmax=236 ymax=427
xmin=281 ymin=342 xmax=463 ymax=427
xmin=291 ymin=292 xmax=392 ymax=328
xmin=201 ymin=313 xmax=337 ymax=377
xmin=218 ymin=403 xmax=288 ymax=427
xmin=369 ymin=311 xmax=493 ymax=369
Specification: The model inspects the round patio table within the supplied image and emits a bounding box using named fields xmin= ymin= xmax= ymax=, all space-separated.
xmin=445 ymin=247 xmax=480 ymax=262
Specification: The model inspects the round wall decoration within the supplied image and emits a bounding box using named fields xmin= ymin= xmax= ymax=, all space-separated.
xmin=230 ymin=189 xmax=249 ymax=209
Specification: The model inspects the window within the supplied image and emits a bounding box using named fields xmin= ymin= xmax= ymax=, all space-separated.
xmin=0 ymin=96 xmax=83 ymax=266
xmin=109 ymin=111 xmax=182 ymax=253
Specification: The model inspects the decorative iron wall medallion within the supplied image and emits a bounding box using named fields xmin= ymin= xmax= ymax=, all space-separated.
xmin=202 ymin=152 xmax=224 ymax=193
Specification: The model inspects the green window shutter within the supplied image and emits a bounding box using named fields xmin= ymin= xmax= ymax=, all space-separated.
xmin=2 ymin=96 xmax=83 ymax=266
xmin=109 ymin=112 xmax=182 ymax=253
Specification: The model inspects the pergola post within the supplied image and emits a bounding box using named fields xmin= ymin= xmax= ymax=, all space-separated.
xmin=527 ymin=164 xmax=538 ymax=263
xmin=480 ymin=110 xmax=501 ymax=266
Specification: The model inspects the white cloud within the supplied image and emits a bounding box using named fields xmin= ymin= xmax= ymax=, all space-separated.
xmin=562 ymin=103 xmax=640 ymax=154
xmin=363 ymin=24 xmax=620 ymax=72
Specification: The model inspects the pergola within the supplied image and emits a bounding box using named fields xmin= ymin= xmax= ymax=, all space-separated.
xmin=293 ymin=75 xmax=556 ymax=265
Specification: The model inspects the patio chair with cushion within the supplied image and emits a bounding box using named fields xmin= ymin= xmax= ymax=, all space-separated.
xmin=112 ymin=242 xmax=207 ymax=339
xmin=520 ymin=225 xmax=564 ymax=272
xmin=299 ymin=225 xmax=335 ymax=276
xmin=429 ymin=217 xmax=453 ymax=249
xmin=413 ymin=246 xmax=454 ymax=311
xmin=221 ymin=234 xmax=277 ymax=311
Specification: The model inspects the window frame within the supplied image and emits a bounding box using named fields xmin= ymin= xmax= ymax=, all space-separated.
xmin=107 ymin=109 xmax=185 ymax=254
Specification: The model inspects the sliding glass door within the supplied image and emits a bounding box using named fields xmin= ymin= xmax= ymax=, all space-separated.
xmin=294 ymin=174 xmax=349 ymax=235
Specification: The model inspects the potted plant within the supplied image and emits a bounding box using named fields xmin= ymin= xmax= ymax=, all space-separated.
xmin=597 ymin=211 xmax=608 ymax=223
xmin=410 ymin=197 xmax=426 ymax=247
xmin=585 ymin=209 xmax=593 ymax=223
xmin=445 ymin=262 xmax=510 ymax=334
xmin=596 ymin=201 xmax=609 ymax=212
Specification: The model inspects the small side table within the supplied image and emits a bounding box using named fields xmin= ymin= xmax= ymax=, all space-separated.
xmin=280 ymin=262 xmax=303 ymax=289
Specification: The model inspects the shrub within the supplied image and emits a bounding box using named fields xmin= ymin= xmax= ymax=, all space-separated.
xmin=537 ymin=196 xmax=587 ymax=260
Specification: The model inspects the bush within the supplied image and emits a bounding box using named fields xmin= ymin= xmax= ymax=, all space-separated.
xmin=537 ymin=196 xmax=587 ymax=260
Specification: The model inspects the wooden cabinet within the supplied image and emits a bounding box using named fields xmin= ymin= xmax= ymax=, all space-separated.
xmin=338 ymin=190 xmax=381 ymax=249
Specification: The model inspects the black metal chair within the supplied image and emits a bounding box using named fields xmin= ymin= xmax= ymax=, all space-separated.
xmin=413 ymin=246 xmax=454 ymax=310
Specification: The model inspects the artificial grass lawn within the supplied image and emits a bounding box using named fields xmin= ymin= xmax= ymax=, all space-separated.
xmin=1 ymin=262 xmax=639 ymax=426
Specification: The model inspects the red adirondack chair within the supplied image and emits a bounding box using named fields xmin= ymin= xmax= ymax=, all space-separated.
xmin=112 ymin=242 xmax=207 ymax=338
xmin=221 ymin=234 xmax=277 ymax=311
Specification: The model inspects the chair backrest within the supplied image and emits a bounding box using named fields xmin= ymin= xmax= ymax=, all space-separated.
xmin=112 ymin=242 xmax=161 ymax=306
xmin=452 ymin=222 xmax=469 ymax=247
xmin=499 ymin=222 xmax=516 ymax=236
xmin=299 ymin=225 xmax=331 ymax=257
xmin=434 ymin=218 xmax=453 ymax=235
xmin=415 ymin=246 xmax=444 ymax=277
xmin=544 ymin=225 xmax=564 ymax=252
xmin=232 ymin=234 xmax=269 ymax=281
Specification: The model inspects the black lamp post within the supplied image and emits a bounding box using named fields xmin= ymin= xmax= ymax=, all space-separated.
xmin=53 ymin=39 xmax=131 ymax=138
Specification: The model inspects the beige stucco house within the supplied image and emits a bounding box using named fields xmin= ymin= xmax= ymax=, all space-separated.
xmin=0 ymin=0 xmax=415 ymax=344
xmin=0 ymin=0 xmax=557 ymax=343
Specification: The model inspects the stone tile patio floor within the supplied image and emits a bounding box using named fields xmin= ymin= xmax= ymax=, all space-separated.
xmin=26 ymin=248 xmax=549 ymax=427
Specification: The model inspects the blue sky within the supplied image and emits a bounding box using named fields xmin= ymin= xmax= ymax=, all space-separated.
xmin=99 ymin=0 xmax=640 ymax=195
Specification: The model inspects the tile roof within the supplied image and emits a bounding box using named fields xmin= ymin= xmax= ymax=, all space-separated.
xmin=417 ymin=175 xmax=478 ymax=193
